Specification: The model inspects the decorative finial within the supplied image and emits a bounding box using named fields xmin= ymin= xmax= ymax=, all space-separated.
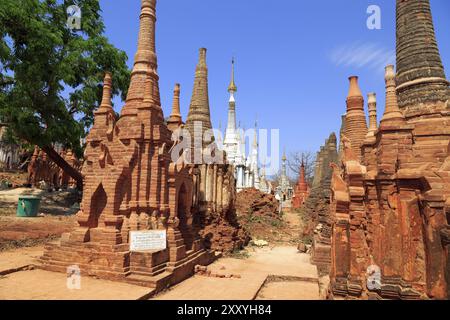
xmin=98 ymin=72 xmax=113 ymax=112
xmin=366 ymin=92 xmax=378 ymax=137
xmin=228 ymin=57 xmax=237 ymax=93
xmin=347 ymin=76 xmax=363 ymax=98
xmin=380 ymin=65 xmax=405 ymax=126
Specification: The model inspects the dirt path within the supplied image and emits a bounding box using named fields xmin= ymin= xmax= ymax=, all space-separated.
xmin=154 ymin=210 xmax=320 ymax=300
xmin=0 ymin=198 xmax=319 ymax=300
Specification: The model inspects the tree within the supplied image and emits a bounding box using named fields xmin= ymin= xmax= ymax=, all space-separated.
xmin=287 ymin=151 xmax=316 ymax=185
xmin=0 ymin=0 xmax=131 ymax=188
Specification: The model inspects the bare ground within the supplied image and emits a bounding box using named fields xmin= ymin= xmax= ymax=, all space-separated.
xmin=0 ymin=187 xmax=79 ymax=251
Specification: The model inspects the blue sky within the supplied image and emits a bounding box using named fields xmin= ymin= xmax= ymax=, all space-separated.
xmin=99 ymin=0 xmax=450 ymax=174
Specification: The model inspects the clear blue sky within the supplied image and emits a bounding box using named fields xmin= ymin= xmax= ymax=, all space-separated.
xmin=99 ymin=0 xmax=450 ymax=172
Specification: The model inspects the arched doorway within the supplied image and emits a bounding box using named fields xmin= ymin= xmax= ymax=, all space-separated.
xmin=178 ymin=183 xmax=193 ymax=250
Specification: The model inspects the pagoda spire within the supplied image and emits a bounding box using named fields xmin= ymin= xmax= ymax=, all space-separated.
xmin=396 ymin=0 xmax=449 ymax=109
xmin=297 ymin=159 xmax=308 ymax=191
xmin=224 ymin=58 xmax=238 ymax=146
xmin=98 ymin=72 xmax=114 ymax=113
xmin=228 ymin=57 xmax=237 ymax=94
xmin=121 ymin=0 xmax=160 ymax=116
xmin=89 ymin=72 xmax=116 ymax=141
xmin=366 ymin=92 xmax=378 ymax=137
xmin=170 ymin=83 xmax=181 ymax=119
xmin=345 ymin=76 xmax=368 ymax=159
xmin=381 ymin=65 xmax=405 ymax=126
xmin=185 ymin=48 xmax=213 ymax=144
xmin=167 ymin=83 xmax=183 ymax=131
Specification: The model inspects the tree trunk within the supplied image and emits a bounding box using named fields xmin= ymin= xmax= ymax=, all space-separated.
xmin=41 ymin=145 xmax=83 ymax=190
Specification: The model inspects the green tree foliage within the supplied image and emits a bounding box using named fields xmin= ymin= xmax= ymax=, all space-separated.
xmin=0 ymin=0 xmax=130 ymax=171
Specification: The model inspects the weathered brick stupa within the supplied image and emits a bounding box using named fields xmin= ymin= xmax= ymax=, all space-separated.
xmin=40 ymin=0 xmax=217 ymax=290
xmin=27 ymin=146 xmax=81 ymax=189
xmin=345 ymin=76 xmax=367 ymax=161
xmin=166 ymin=83 xmax=183 ymax=132
xmin=304 ymin=134 xmax=337 ymax=275
xmin=292 ymin=161 xmax=309 ymax=209
xmin=328 ymin=0 xmax=449 ymax=300
xmin=184 ymin=48 xmax=249 ymax=253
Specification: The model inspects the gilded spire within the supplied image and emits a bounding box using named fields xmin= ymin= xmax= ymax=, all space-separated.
xmin=396 ymin=0 xmax=449 ymax=109
xmin=224 ymin=60 xmax=237 ymax=139
xmin=121 ymin=0 xmax=159 ymax=116
xmin=228 ymin=58 xmax=237 ymax=94
xmin=185 ymin=48 xmax=213 ymax=143
xmin=380 ymin=65 xmax=405 ymax=126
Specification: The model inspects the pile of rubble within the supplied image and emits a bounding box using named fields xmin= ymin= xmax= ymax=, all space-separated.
xmin=235 ymin=188 xmax=279 ymax=218
xmin=199 ymin=212 xmax=250 ymax=254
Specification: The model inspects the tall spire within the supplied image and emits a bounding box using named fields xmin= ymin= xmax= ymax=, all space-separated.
xmin=224 ymin=58 xmax=238 ymax=147
xmin=345 ymin=76 xmax=368 ymax=159
xmin=89 ymin=72 xmax=116 ymax=141
xmin=185 ymin=48 xmax=213 ymax=144
xmin=98 ymin=72 xmax=114 ymax=113
xmin=381 ymin=65 xmax=405 ymax=126
xmin=297 ymin=160 xmax=307 ymax=191
xmin=253 ymin=119 xmax=258 ymax=148
xmin=366 ymin=93 xmax=378 ymax=137
xmin=228 ymin=57 xmax=237 ymax=94
xmin=396 ymin=0 xmax=449 ymax=108
xmin=121 ymin=0 xmax=159 ymax=116
xmin=167 ymin=83 xmax=183 ymax=131
xmin=170 ymin=83 xmax=181 ymax=119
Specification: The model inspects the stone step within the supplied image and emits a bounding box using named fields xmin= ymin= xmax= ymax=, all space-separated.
xmin=125 ymin=271 xmax=172 ymax=291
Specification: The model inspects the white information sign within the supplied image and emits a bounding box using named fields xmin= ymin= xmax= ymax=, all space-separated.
xmin=129 ymin=230 xmax=167 ymax=251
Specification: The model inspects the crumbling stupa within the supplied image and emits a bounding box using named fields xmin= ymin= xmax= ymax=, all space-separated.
xmin=184 ymin=48 xmax=249 ymax=253
xmin=40 ymin=0 xmax=219 ymax=290
xmin=327 ymin=0 xmax=449 ymax=300
xmin=292 ymin=161 xmax=309 ymax=209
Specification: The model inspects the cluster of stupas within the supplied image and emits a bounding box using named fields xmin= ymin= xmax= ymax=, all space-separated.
xmin=308 ymin=0 xmax=449 ymax=300
xmin=27 ymin=146 xmax=81 ymax=189
xmin=222 ymin=59 xmax=268 ymax=194
xmin=40 ymin=0 xmax=249 ymax=290
xmin=275 ymin=150 xmax=293 ymax=203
